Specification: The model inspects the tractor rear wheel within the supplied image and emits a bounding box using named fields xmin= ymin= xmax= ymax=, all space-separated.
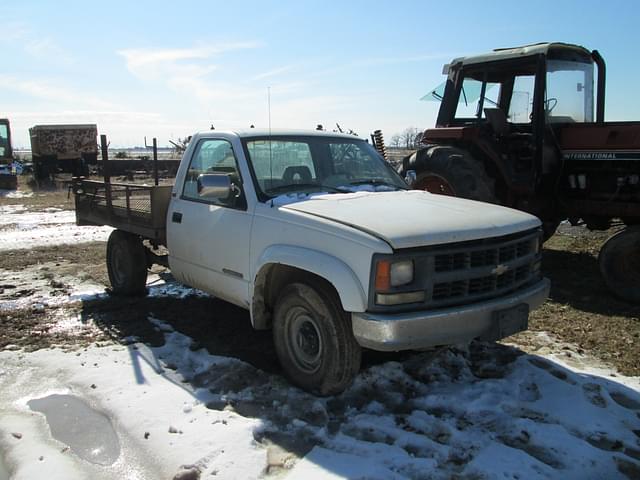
xmin=407 ymin=147 xmax=498 ymax=204
xmin=598 ymin=227 xmax=640 ymax=304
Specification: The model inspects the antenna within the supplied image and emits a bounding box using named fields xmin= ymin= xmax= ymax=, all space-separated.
xmin=268 ymin=86 xmax=273 ymax=206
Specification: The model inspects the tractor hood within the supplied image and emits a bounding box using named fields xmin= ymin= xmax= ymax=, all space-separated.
xmin=281 ymin=190 xmax=540 ymax=249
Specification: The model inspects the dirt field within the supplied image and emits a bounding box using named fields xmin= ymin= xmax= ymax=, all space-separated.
xmin=1 ymin=186 xmax=639 ymax=377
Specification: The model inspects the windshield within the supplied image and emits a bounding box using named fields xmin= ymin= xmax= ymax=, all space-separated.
xmin=242 ymin=136 xmax=407 ymax=199
xmin=0 ymin=124 xmax=9 ymax=158
xmin=546 ymin=59 xmax=594 ymax=123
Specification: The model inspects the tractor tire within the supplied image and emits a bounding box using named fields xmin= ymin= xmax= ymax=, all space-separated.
xmin=598 ymin=227 xmax=640 ymax=304
xmin=106 ymin=230 xmax=148 ymax=296
xmin=273 ymin=279 xmax=362 ymax=395
xmin=405 ymin=146 xmax=498 ymax=204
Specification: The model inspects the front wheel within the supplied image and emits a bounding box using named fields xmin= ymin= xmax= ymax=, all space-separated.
xmin=405 ymin=146 xmax=498 ymax=204
xmin=273 ymin=280 xmax=361 ymax=395
xmin=598 ymin=227 xmax=640 ymax=304
xmin=106 ymin=230 xmax=148 ymax=296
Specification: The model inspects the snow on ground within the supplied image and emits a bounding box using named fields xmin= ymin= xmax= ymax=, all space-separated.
xmin=0 ymin=205 xmax=112 ymax=251
xmin=0 ymin=190 xmax=33 ymax=199
xmin=1 ymin=204 xmax=639 ymax=479
xmin=1 ymin=309 xmax=639 ymax=479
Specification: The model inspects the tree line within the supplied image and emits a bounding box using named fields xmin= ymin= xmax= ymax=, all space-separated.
xmin=389 ymin=127 xmax=424 ymax=149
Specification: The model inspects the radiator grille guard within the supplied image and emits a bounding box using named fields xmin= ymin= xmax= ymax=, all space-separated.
xmin=369 ymin=228 xmax=543 ymax=312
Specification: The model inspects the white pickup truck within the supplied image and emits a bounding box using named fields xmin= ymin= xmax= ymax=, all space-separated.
xmin=73 ymin=129 xmax=550 ymax=395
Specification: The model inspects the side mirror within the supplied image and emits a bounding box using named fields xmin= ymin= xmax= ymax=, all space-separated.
xmin=405 ymin=170 xmax=417 ymax=187
xmin=197 ymin=174 xmax=240 ymax=200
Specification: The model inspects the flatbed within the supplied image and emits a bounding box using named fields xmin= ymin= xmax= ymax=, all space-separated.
xmin=72 ymin=178 xmax=172 ymax=243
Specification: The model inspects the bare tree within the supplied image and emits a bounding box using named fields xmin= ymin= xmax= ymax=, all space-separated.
xmin=400 ymin=127 xmax=423 ymax=149
xmin=390 ymin=134 xmax=402 ymax=148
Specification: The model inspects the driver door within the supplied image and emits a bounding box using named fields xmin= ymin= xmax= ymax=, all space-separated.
xmin=168 ymin=138 xmax=252 ymax=308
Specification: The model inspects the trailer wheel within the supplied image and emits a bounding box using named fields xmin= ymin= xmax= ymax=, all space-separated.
xmin=106 ymin=230 xmax=148 ymax=296
xmin=273 ymin=280 xmax=361 ymax=395
xmin=406 ymin=147 xmax=498 ymax=204
xmin=598 ymin=227 xmax=640 ymax=304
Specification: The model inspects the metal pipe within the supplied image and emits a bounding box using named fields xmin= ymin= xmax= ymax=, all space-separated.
xmin=592 ymin=50 xmax=606 ymax=123
xmin=153 ymin=137 xmax=159 ymax=186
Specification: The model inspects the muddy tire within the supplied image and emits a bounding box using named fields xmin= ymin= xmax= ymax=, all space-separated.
xmin=405 ymin=146 xmax=498 ymax=203
xmin=273 ymin=280 xmax=361 ymax=395
xmin=106 ymin=230 xmax=148 ymax=296
xmin=598 ymin=227 xmax=640 ymax=304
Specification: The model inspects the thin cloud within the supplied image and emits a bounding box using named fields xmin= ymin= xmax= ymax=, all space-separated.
xmin=118 ymin=42 xmax=260 ymax=77
xmin=2 ymin=21 xmax=73 ymax=64
xmin=252 ymin=65 xmax=293 ymax=81
xmin=0 ymin=75 xmax=116 ymax=110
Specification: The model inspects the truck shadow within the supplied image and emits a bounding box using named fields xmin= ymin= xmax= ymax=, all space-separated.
xmin=76 ymin=292 xmax=640 ymax=478
xmin=542 ymin=247 xmax=640 ymax=317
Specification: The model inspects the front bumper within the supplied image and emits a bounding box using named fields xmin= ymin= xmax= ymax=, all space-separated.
xmin=351 ymin=278 xmax=550 ymax=351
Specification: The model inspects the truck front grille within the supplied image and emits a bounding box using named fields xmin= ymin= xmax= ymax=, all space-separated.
xmin=369 ymin=228 xmax=543 ymax=313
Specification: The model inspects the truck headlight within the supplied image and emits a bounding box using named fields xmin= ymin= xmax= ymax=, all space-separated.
xmin=390 ymin=260 xmax=414 ymax=287
xmin=375 ymin=259 xmax=414 ymax=291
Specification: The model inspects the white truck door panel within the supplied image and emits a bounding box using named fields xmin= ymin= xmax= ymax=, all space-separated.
xmin=167 ymin=138 xmax=251 ymax=307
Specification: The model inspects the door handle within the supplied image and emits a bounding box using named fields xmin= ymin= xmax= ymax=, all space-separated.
xmin=172 ymin=211 xmax=182 ymax=223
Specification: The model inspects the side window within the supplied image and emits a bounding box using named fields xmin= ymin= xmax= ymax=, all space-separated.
xmin=455 ymin=78 xmax=501 ymax=120
xmin=508 ymin=75 xmax=535 ymax=123
xmin=455 ymin=78 xmax=483 ymax=118
xmin=182 ymin=139 xmax=242 ymax=206
xmin=0 ymin=124 xmax=8 ymax=157
xmin=480 ymin=82 xmax=501 ymax=118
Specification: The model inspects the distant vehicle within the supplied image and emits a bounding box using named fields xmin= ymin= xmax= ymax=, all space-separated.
xmin=0 ymin=119 xmax=17 ymax=190
xmin=73 ymin=129 xmax=549 ymax=395
xmin=29 ymin=124 xmax=98 ymax=180
xmin=400 ymin=42 xmax=640 ymax=303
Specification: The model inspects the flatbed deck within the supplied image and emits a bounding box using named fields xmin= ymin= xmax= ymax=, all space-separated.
xmin=72 ymin=178 xmax=172 ymax=243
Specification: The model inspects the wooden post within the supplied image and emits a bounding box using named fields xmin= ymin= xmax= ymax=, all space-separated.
xmin=153 ymin=138 xmax=159 ymax=186
xmin=101 ymin=134 xmax=112 ymax=211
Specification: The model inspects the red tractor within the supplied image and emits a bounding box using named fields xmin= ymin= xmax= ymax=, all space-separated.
xmin=400 ymin=43 xmax=639 ymax=303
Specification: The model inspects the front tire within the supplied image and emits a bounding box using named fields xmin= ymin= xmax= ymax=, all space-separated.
xmin=106 ymin=230 xmax=148 ymax=296
xmin=598 ymin=227 xmax=640 ymax=304
xmin=405 ymin=146 xmax=498 ymax=203
xmin=273 ymin=280 xmax=361 ymax=395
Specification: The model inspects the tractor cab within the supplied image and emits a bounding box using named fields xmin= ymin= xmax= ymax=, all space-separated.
xmin=421 ymin=43 xmax=605 ymax=194
xmin=404 ymin=42 xmax=640 ymax=303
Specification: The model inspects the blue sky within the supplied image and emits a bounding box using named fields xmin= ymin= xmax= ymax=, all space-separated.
xmin=2 ymin=0 xmax=639 ymax=147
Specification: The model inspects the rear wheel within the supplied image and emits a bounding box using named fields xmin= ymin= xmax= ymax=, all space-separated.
xmin=407 ymin=147 xmax=498 ymax=203
xmin=273 ymin=280 xmax=361 ymax=395
xmin=598 ymin=227 xmax=640 ymax=304
xmin=106 ymin=230 xmax=148 ymax=296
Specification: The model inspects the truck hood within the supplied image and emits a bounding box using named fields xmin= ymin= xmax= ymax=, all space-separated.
xmin=280 ymin=190 xmax=540 ymax=249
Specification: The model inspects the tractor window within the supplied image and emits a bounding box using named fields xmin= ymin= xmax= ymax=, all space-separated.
xmin=508 ymin=75 xmax=535 ymax=123
xmin=454 ymin=78 xmax=501 ymax=120
xmin=546 ymin=60 xmax=594 ymax=123
xmin=0 ymin=124 xmax=8 ymax=157
xmin=455 ymin=78 xmax=483 ymax=118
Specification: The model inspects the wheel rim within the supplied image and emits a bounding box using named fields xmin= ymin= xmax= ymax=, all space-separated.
xmin=287 ymin=308 xmax=323 ymax=374
xmin=110 ymin=243 xmax=126 ymax=286
xmin=415 ymin=174 xmax=456 ymax=196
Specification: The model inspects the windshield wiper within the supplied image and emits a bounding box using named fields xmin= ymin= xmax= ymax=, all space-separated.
xmin=348 ymin=179 xmax=406 ymax=190
xmin=265 ymin=183 xmax=351 ymax=195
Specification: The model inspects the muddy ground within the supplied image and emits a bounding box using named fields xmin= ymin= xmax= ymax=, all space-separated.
xmin=0 ymin=188 xmax=639 ymax=378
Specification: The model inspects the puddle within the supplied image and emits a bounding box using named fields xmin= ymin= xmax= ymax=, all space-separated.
xmin=28 ymin=394 xmax=120 ymax=466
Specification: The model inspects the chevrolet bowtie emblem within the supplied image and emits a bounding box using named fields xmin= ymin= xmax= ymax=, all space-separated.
xmin=492 ymin=264 xmax=510 ymax=276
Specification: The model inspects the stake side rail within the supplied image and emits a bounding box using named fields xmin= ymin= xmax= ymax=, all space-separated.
xmin=72 ymin=178 xmax=172 ymax=244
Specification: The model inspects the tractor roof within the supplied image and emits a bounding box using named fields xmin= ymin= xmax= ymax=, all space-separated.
xmin=449 ymin=42 xmax=592 ymax=68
